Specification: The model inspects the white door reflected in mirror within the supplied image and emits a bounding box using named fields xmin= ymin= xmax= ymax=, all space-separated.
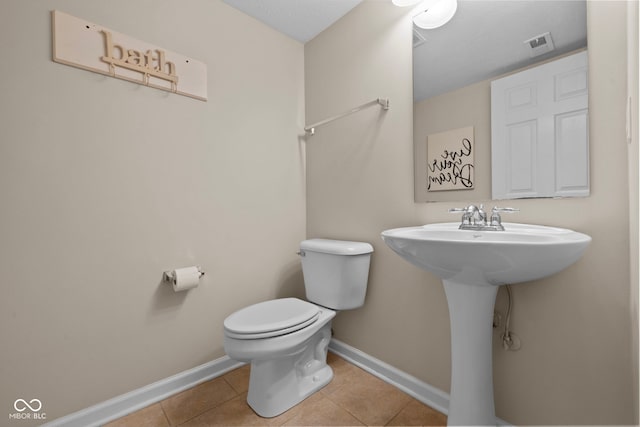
xmin=491 ymin=51 xmax=589 ymax=200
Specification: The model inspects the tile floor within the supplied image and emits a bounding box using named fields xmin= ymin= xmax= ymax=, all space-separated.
xmin=105 ymin=352 xmax=447 ymax=426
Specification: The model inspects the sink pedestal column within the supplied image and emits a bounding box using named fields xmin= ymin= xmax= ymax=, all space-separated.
xmin=443 ymin=279 xmax=499 ymax=426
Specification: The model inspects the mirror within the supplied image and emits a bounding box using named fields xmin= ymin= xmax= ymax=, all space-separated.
xmin=413 ymin=0 xmax=587 ymax=202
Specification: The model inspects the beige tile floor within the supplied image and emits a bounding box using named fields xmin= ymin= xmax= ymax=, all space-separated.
xmin=105 ymin=352 xmax=447 ymax=426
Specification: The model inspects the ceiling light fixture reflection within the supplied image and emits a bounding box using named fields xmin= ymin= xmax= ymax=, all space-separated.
xmin=391 ymin=0 xmax=422 ymax=6
xmin=392 ymin=0 xmax=458 ymax=30
xmin=413 ymin=0 xmax=457 ymax=29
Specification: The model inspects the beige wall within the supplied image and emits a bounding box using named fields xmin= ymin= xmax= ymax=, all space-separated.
xmin=627 ymin=1 xmax=640 ymax=422
xmin=306 ymin=1 xmax=635 ymax=425
xmin=0 ymin=0 xmax=305 ymax=424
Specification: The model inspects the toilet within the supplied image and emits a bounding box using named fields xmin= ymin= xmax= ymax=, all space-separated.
xmin=223 ymin=238 xmax=374 ymax=418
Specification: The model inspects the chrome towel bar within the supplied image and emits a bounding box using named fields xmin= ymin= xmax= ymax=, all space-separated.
xmin=304 ymin=98 xmax=390 ymax=136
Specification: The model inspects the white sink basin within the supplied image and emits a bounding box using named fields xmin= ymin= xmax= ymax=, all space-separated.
xmin=381 ymin=222 xmax=591 ymax=286
xmin=381 ymin=222 xmax=591 ymax=425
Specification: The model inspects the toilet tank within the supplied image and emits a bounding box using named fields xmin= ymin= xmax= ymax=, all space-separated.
xmin=299 ymin=239 xmax=374 ymax=310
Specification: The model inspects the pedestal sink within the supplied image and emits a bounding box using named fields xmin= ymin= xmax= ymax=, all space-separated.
xmin=381 ymin=222 xmax=591 ymax=426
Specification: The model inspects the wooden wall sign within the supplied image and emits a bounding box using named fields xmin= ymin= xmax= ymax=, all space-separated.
xmin=426 ymin=126 xmax=475 ymax=192
xmin=52 ymin=10 xmax=207 ymax=101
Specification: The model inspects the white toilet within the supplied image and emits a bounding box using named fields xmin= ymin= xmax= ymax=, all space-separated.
xmin=223 ymin=238 xmax=374 ymax=418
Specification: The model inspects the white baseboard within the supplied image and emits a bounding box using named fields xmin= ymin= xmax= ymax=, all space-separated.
xmin=45 ymin=339 xmax=511 ymax=427
xmin=328 ymin=338 xmax=450 ymax=414
xmin=328 ymin=338 xmax=512 ymax=426
xmin=43 ymin=356 xmax=244 ymax=427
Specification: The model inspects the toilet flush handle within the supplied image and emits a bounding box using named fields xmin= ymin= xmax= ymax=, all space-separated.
xmin=297 ymin=250 xmax=306 ymax=257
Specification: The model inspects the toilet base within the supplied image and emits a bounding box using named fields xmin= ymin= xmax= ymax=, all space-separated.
xmin=246 ymin=322 xmax=333 ymax=418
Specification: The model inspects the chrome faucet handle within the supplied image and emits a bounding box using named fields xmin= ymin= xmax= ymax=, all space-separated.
xmin=491 ymin=206 xmax=520 ymax=213
xmin=490 ymin=206 xmax=519 ymax=227
xmin=449 ymin=206 xmax=469 ymax=222
xmin=449 ymin=205 xmax=478 ymax=226
xmin=448 ymin=204 xmax=480 ymax=212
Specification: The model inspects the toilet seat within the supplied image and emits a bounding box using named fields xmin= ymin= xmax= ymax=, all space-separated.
xmin=224 ymin=298 xmax=320 ymax=339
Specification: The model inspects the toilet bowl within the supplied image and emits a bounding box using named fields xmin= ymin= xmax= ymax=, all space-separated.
xmin=223 ymin=239 xmax=373 ymax=418
xmin=224 ymin=298 xmax=336 ymax=417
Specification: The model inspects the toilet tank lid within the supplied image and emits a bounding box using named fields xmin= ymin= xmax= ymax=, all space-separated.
xmin=300 ymin=239 xmax=373 ymax=255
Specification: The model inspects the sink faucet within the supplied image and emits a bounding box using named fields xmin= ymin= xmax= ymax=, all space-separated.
xmin=449 ymin=204 xmax=519 ymax=231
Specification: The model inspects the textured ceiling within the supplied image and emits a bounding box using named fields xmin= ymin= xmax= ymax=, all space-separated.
xmin=223 ymin=0 xmax=363 ymax=43
xmin=222 ymin=0 xmax=587 ymax=102
xmin=413 ymin=0 xmax=587 ymax=101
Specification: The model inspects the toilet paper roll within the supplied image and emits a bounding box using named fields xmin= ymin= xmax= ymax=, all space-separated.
xmin=172 ymin=266 xmax=201 ymax=292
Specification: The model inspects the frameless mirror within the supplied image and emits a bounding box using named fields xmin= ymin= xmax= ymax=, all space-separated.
xmin=413 ymin=0 xmax=587 ymax=202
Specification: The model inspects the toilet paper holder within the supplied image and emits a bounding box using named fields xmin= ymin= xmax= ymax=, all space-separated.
xmin=163 ymin=266 xmax=205 ymax=285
